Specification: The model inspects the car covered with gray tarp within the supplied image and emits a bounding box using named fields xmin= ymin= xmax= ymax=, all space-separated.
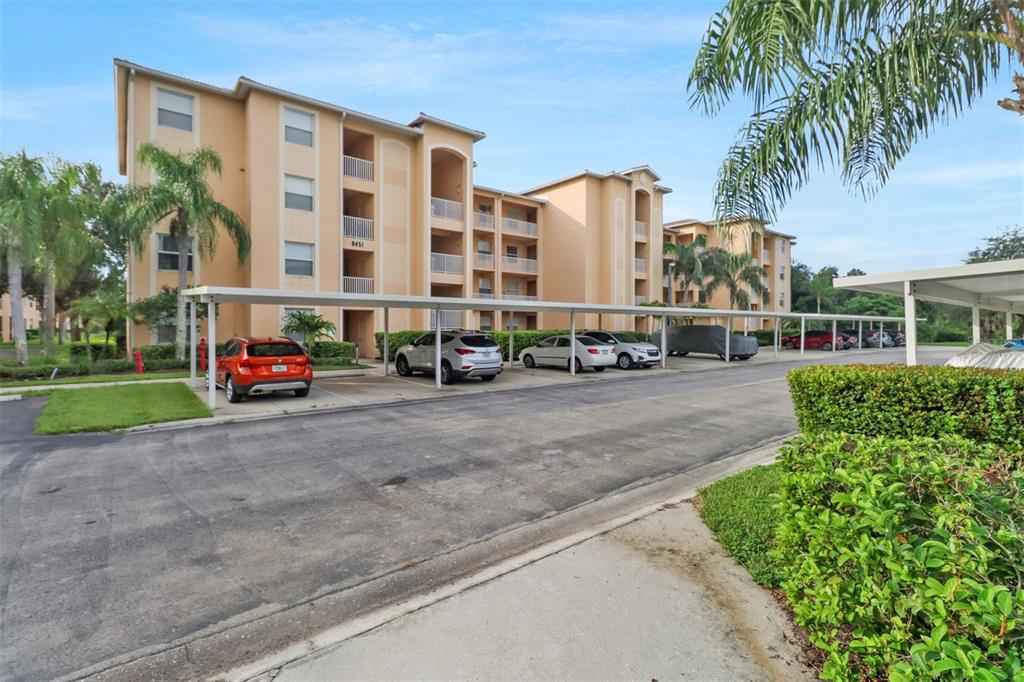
xmin=656 ymin=324 xmax=758 ymax=361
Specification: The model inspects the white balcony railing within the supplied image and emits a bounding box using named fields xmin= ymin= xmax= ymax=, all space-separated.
xmin=751 ymin=257 xmax=759 ymax=267
xmin=342 ymin=215 xmax=373 ymax=240
xmin=342 ymin=276 xmax=373 ymax=294
xmin=634 ymin=258 xmax=647 ymax=273
xmin=503 ymin=293 xmax=538 ymax=301
xmin=430 ymin=252 xmax=463 ymax=274
xmin=501 ymin=217 xmax=538 ymax=237
xmin=474 ymin=212 xmax=495 ymax=229
xmin=474 ymin=252 xmax=494 ymax=269
xmin=502 ymin=255 xmax=538 ymax=273
xmin=474 ymin=291 xmax=496 ymax=300
xmin=634 ymin=295 xmax=647 ymax=305
xmin=343 ymin=155 xmax=373 ymax=182
xmin=431 ymin=196 xmax=464 ymax=221
xmin=429 ymin=310 xmax=464 ymax=329
xmin=635 ymin=221 xmax=648 ymax=237
xmin=762 ymin=248 xmax=771 ymax=263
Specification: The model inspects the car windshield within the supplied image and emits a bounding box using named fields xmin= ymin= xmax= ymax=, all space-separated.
xmin=460 ymin=334 xmax=498 ymax=347
xmin=248 ymin=342 xmax=305 ymax=357
xmin=612 ymin=332 xmax=642 ymax=343
xmin=577 ymin=337 xmax=600 ymax=346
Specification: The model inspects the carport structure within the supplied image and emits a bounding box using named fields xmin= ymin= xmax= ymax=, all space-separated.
xmin=835 ymin=259 xmax=1024 ymax=365
xmin=182 ymin=285 xmax=906 ymax=409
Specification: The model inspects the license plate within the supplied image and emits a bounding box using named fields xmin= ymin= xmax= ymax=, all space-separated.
xmin=602 ymin=349 xmax=610 ymax=354
xmin=482 ymin=352 xmax=495 ymax=359
xmin=272 ymin=364 xmax=287 ymax=372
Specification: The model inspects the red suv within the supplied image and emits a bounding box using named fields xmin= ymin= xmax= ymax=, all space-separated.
xmin=215 ymin=337 xmax=313 ymax=403
xmin=780 ymin=330 xmax=844 ymax=351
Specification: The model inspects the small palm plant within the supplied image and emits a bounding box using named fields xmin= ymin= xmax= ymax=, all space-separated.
xmin=280 ymin=310 xmax=337 ymax=353
xmin=662 ymin=233 xmax=710 ymax=305
xmin=704 ymin=248 xmax=768 ymax=311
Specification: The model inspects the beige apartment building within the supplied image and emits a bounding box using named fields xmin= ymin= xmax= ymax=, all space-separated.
xmin=662 ymin=218 xmax=795 ymax=330
xmin=1 ymin=293 xmax=41 ymax=343
xmin=114 ymin=60 xmax=670 ymax=353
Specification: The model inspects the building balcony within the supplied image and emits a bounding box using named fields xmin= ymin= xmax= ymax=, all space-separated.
xmin=501 ymin=255 xmax=538 ymax=274
xmin=342 ymin=215 xmax=373 ymax=240
xmin=635 ymin=221 xmax=648 ymax=238
xmin=762 ymin=248 xmax=771 ymax=263
xmin=634 ymin=295 xmax=647 ymax=305
xmin=342 ymin=276 xmax=373 ymax=294
xmin=474 ymin=252 xmax=495 ymax=269
xmin=343 ymin=155 xmax=373 ymax=182
xmin=429 ymin=310 xmax=463 ymax=329
xmin=430 ymin=252 xmax=463 ymax=274
xmin=473 ymin=212 xmax=495 ymax=230
xmin=474 ymin=291 xmax=496 ymax=300
xmin=634 ymin=258 xmax=648 ymax=276
xmin=503 ymin=293 xmax=538 ymax=301
xmin=431 ymin=196 xmax=464 ymax=222
xmin=501 ymin=217 xmax=538 ymax=237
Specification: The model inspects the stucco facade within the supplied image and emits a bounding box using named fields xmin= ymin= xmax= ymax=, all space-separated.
xmin=114 ymin=60 xmax=671 ymax=353
xmin=662 ymin=218 xmax=795 ymax=330
xmin=1 ymin=293 xmax=41 ymax=343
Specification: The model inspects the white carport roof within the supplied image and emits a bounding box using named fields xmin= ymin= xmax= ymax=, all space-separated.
xmin=834 ymin=259 xmax=1024 ymax=313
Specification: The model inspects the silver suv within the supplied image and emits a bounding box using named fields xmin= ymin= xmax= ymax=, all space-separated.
xmin=582 ymin=330 xmax=661 ymax=369
xmin=395 ymin=330 xmax=503 ymax=384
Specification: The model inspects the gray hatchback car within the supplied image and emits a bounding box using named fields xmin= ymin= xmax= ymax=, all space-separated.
xmin=395 ymin=330 xmax=503 ymax=384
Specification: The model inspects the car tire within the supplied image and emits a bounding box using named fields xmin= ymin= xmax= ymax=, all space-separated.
xmin=226 ymin=375 xmax=243 ymax=403
xmin=294 ymin=387 xmax=310 ymax=397
xmin=440 ymin=360 xmax=454 ymax=385
xmin=396 ymin=355 xmax=412 ymax=376
xmin=523 ymin=354 xmax=536 ymax=369
xmin=617 ymin=353 xmax=634 ymax=370
xmin=783 ymin=342 xmax=795 ymax=350
xmin=480 ymin=375 xmax=496 ymax=382
xmin=593 ymin=366 xmax=606 ymax=372
xmin=569 ymin=357 xmax=583 ymax=373
xmin=822 ymin=342 xmax=833 ymax=351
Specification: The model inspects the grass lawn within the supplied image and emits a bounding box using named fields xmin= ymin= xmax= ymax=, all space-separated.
xmin=923 ymin=340 xmax=972 ymax=347
xmin=35 ymin=383 xmax=212 ymax=434
xmin=0 ymin=371 xmax=190 ymax=388
xmin=697 ymin=463 xmax=785 ymax=586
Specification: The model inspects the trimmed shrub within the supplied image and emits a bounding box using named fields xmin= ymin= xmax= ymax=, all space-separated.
xmin=69 ymin=341 xmax=117 ymax=361
xmin=787 ymin=364 xmax=1024 ymax=449
xmin=144 ymin=358 xmax=190 ymax=371
xmin=774 ymin=434 xmax=1024 ymax=681
xmin=310 ymin=341 xmax=355 ymax=362
xmin=139 ymin=344 xmax=178 ymax=360
xmin=92 ymin=359 xmax=134 ymax=374
xmin=0 ymin=364 xmax=89 ymax=379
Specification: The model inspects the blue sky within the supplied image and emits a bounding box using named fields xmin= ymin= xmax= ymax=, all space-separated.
xmin=2 ymin=0 xmax=1022 ymax=273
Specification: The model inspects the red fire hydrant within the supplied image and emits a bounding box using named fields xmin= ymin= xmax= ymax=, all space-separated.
xmin=198 ymin=337 xmax=207 ymax=373
xmin=134 ymin=347 xmax=144 ymax=374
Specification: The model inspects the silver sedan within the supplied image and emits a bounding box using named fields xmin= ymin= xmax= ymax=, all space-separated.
xmin=517 ymin=335 xmax=617 ymax=373
xmin=582 ymin=330 xmax=661 ymax=369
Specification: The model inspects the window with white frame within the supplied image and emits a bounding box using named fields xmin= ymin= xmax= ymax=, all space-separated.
xmin=505 ymin=279 xmax=519 ymax=295
xmin=284 ymin=108 xmax=314 ymax=146
xmin=505 ymin=244 xmax=519 ymax=258
xmin=284 ymin=175 xmax=314 ymax=211
xmin=480 ymin=314 xmax=493 ymax=331
xmin=156 ymin=325 xmax=176 ymax=344
xmin=157 ymin=89 xmax=194 ymax=132
xmin=778 ymin=265 xmax=785 ymax=280
xmin=778 ymin=292 xmax=785 ymax=307
xmin=779 ymin=241 xmax=786 ymax=254
xmin=157 ymin=234 xmax=193 ymax=271
xmin=478 ymin=276 xmax=492 ymax=294
xmin=477 ymin=240 xmax=491 ymax=254
xmin=282 ymin=307 xmax=315 ymax=342
xmin=284 ymin=241 xmax=314 ymax=276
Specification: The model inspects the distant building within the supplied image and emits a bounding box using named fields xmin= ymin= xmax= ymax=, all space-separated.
xmin=1 ymin=293 xmax=41 ymax=342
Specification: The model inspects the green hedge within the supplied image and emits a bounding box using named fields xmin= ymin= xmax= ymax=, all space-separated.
xmin=310 ymin=341 xmax=355 ymax=361
xmin=788 ymin=364 xmax=1024 ymax=449
xmin=0 ymin=364 xmax=90 ymax=379
xmin=774 ymin=434 xmax=1024 ymax=681
xmin=69 ymin=341 xmax=118 ymax=361
xmin=374 ymin=329 xmax=650 ymax=361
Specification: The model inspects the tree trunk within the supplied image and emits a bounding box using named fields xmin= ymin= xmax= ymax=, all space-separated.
xmin=7 ymin=247 xmax=28 ymax=366
xmin=175 ymin=234 xmax=189 ymax=360
xmin=42 ymin=251 xmax=55 ymax=357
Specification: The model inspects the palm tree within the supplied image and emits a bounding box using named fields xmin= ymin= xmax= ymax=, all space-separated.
xmin=281 ymin=310 xmax=337 ymax=352
xmin=662 ymin=234 xmax=710 ymax=305
xmin=0 ymin=152 xmax=46 ymax=366
xmin=805 ymin=271 xmax=836 ymax=314
xmin=689 ymin=1 xmax=1023 ymax=227
xmin=70 ymin=288 xmax=129 ymax=357
xmin=704 ymin=248 xmax=769 ymax=312
xmin=131 ymin=144 xmax=250 ymax=359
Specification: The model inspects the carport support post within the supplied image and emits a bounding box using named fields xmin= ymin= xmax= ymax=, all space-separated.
xmin=831 ymin=319 xmax=837 ymax=353
xmin=1007 ymin=311 xmax=1014 ymax=341
xmin=660 ymin=315 xmax=667 ymax=368
xmin=724 ymin=316 xmax=731 ymax=363
xmin=383 ymin=307 xmax=390 ymax=376
xmin=858 ymin=320 xmax=863 ymax=349
xmin=207 ymin=300 xmax=216 ymax=410
xmin=799 ymin=316 xmax=805 ymax=355
xmin=971 ymin=304 xmax=981 ymax=344
xmin=189 ymin=300 xmax=197 ymax=387
xmin=879 ymin=322 xmax=884 ymax=351
xmin=773 ymin=320 xmax=779 ymax=357
xmin=434 ymin=309 xmax=442 ymax=389
xmin=570 ymin=310 xmax=576 ymax=376
xmin=508 ymin=324 xmax=514 ymax=368
xmin=904 ymin=280 xmax=918 ymax=366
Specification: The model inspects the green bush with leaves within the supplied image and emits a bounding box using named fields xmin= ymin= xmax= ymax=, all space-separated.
xmin=774 ymin=434 xmax=1024 ymax=682
xmin=69 ymin=341 xmax=118 ymax=362
xmin=310 ymin=341 xmax=355 ymax=362
xmin=0 ymin=364 xmax=90 ymax=379
xmin=788 ymin=365 xmax=1024 ymax=449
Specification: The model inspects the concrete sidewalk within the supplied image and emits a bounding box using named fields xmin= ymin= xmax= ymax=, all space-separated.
xmin=240 ymin=500 xmax=813 ymax=682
